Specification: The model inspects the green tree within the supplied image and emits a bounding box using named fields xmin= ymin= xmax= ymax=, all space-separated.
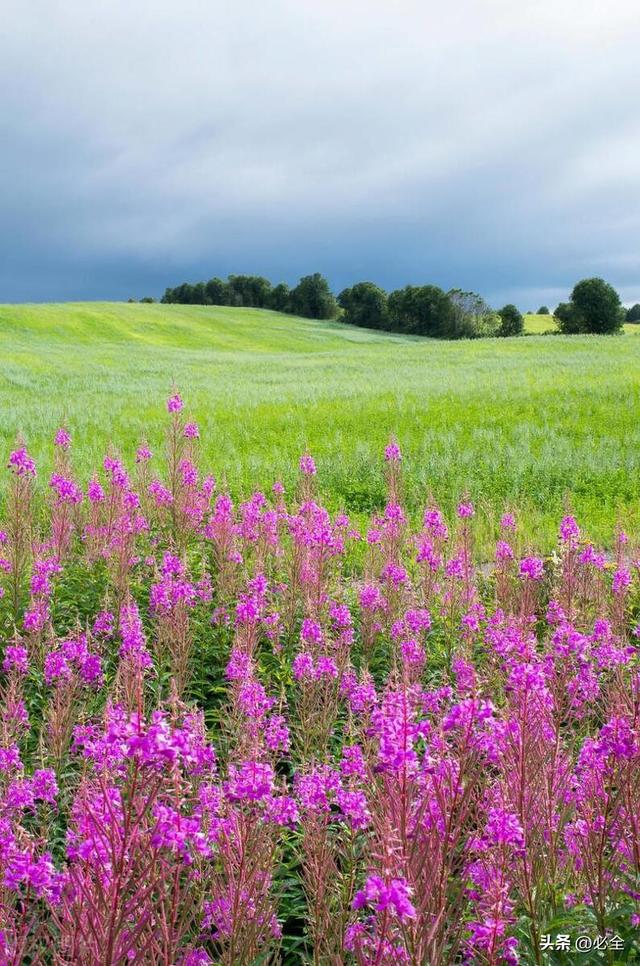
xmin=387 ymin=285 xmax=455 ymax=337
xmin=497 ymin=304 xmax=524 ymax=337
xmin=565 ymin=277 xmax=623 ymax=334
xmin=538 ymin=305 xmax=550 ymax=315
xmin=553 ymin=302 xmax=578 ymax=331
xmin=205 ymin=277 xmax=228 ymax=305
xmin=447 ymin=289 xmax=500 ymax=338
xmin=191 ymin=282 xmax=209 ymax=305
xmin=338 ymin=282 xmax=388 ymax=329
xmin=165 ymin=283 xmax=197 ymax=304
xmin=268 ymin=283 xmax=290 ymax=312
xmin=289 ymin=274 xmax=337 ymax=319
xmin=226 ymin=275 xmax=272 ymax=308
xmin=626 ymin=303 xmax=640 ymax=323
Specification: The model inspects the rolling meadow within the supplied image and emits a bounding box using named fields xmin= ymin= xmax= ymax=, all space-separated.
xmin=1 ymin=301 xmax=640 ymax=553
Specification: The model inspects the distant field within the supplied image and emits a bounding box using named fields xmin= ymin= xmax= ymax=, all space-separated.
xmin=523 ymin=313 xmax=559 ymax=334
xmin=524 ymin=312 xmax=640 ymax=335
xmin=1 ymin=301 xmax=640 ymax=552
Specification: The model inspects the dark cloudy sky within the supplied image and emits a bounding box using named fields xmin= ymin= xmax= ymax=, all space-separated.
xmin=2 ymin=0 xmax=640 ymax=308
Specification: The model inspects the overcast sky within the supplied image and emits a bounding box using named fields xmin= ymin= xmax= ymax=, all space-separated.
xmin=2 ymin=0 xmax=640 ymax=308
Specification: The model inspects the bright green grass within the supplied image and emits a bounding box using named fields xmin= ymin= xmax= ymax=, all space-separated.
xmin=524 ymin=313 xmax=559 ymax=334
xmin=2 ymin=301 xmax=640 ymax=552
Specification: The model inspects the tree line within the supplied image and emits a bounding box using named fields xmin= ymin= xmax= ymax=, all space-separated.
xmin=160 ymin=272 xmax=636 ymax=338
xmin=161 ymin=273 xmax=524 ymax=338
xmin=161 ymin=273 xmax=337 ymax=320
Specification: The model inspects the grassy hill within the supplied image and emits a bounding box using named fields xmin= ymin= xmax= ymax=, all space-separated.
xmin=2 ymin=301 xmax=640 ymax=550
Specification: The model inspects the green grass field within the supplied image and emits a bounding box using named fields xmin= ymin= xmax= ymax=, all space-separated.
xmin=2 ymin=301 xmax=640 ymax=552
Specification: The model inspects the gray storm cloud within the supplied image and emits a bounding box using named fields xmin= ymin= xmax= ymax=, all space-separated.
xmin=1 ymin=0 xmax=639 ymax=306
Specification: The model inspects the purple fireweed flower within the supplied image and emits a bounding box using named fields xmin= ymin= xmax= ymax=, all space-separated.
xmin=483 ymin=807 xmax=526 ymax=850
xmin=87 ymin=476 xmax=105 ymax=502
xmin=341 ymin=745 xmax=367 ymax=781
xmin=225 ymin=761 xmax=274 ymax=802
xmin=167 ymin=392 xmax=184 ymax=413
xmin=612 ymin=568 xmax=631 ymax=594
xmin=183 ymin=422 xmax=200 ymax=439
xmin=2 ymin=646 xmax=29 ymax=675
xmin=54 ymin=427 xmax=71 ymax=449
xmin=500 ymin=512 xmax=516 ymax=531
xmin=315 ymin=655 xmax=339 ymax=678
xmin=263 ymin=715 xmax=290 ymax=753
xmin=119 ymin=600 xmax=153 ymax=669
xmin=49 ymin=473 xmax=83 ymax=505
xmin=299 ymin=453 xmax=316 ymax=476
xmin=135 ymin=444 xmax=152 ymax=462
xmin=264 ymin=795 xmax=299 ymax=827
xmin=337 ymin=788 xmax=370 ymax=830
xmin=598 ymin=716 xmax=637 ymax=759
xmin=384 ymin=441 xmax=402 ymax=462
xmin=8 ymin=448 xmax=36 ymax=478
xmin=457 ymin=501 xmax=475 ymax=519
xmin=31 ymin=768 xmax=58 ymax=804
xmin=292 ymin=652 xmax=315 ymax=681
xmin=353 ymin=875 xmax=416 ymax=921
xmin=381 ymin=562 xmax=408 ymax=586
xmin=559 ymin=514 xmax=580 ymax=544
xmin=300 ymin=618 xmax=322 ymax=645
xmin=295 ymin=765 xmax=341 ymax=812
xmin=578 ymin=543 xmax=607 ymax=569
xmin=496 ymin=540 xmax=514 ymax=561
xmin=149 ymin=479 xmax=173 ymax=506
xmin=424 ymin=506 xmax=449 ymax=539
xmin=519 ymin=556 xmax=544 ymax=580
xmin=92 ymin=610 xmax=115 ymax=636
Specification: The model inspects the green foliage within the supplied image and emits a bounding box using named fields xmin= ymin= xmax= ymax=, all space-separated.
xmin=557 ymin=278 xmax=624 ymax=335
xmin=448 ymin=289 xmax=500 ymax=338
xmin=337 ymin=281 xmax=388 ymax=329
xmin=227 ymin=274 xmax=272 ymax=308
xmin=538 ymin=305 xmax=550 ymax=315
xmin=553 ymin=302 xmax=577 ymax=330
xmin=204 ymin=277 xmax=228 ymax=305
xmin=387 ymin=284 xmax=455 ymax=337
xmin=163 ymin=273 xmax=336 ymax=321
xmin=288 ymin=273 xmax=337 ymax=320
xmin=497 ymin=304 xmax=524 ymax=337
xmin=269 ymin=282 xmax=291 ymax=312
xmin=626 ymin=303 xmax=640 ymax=323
